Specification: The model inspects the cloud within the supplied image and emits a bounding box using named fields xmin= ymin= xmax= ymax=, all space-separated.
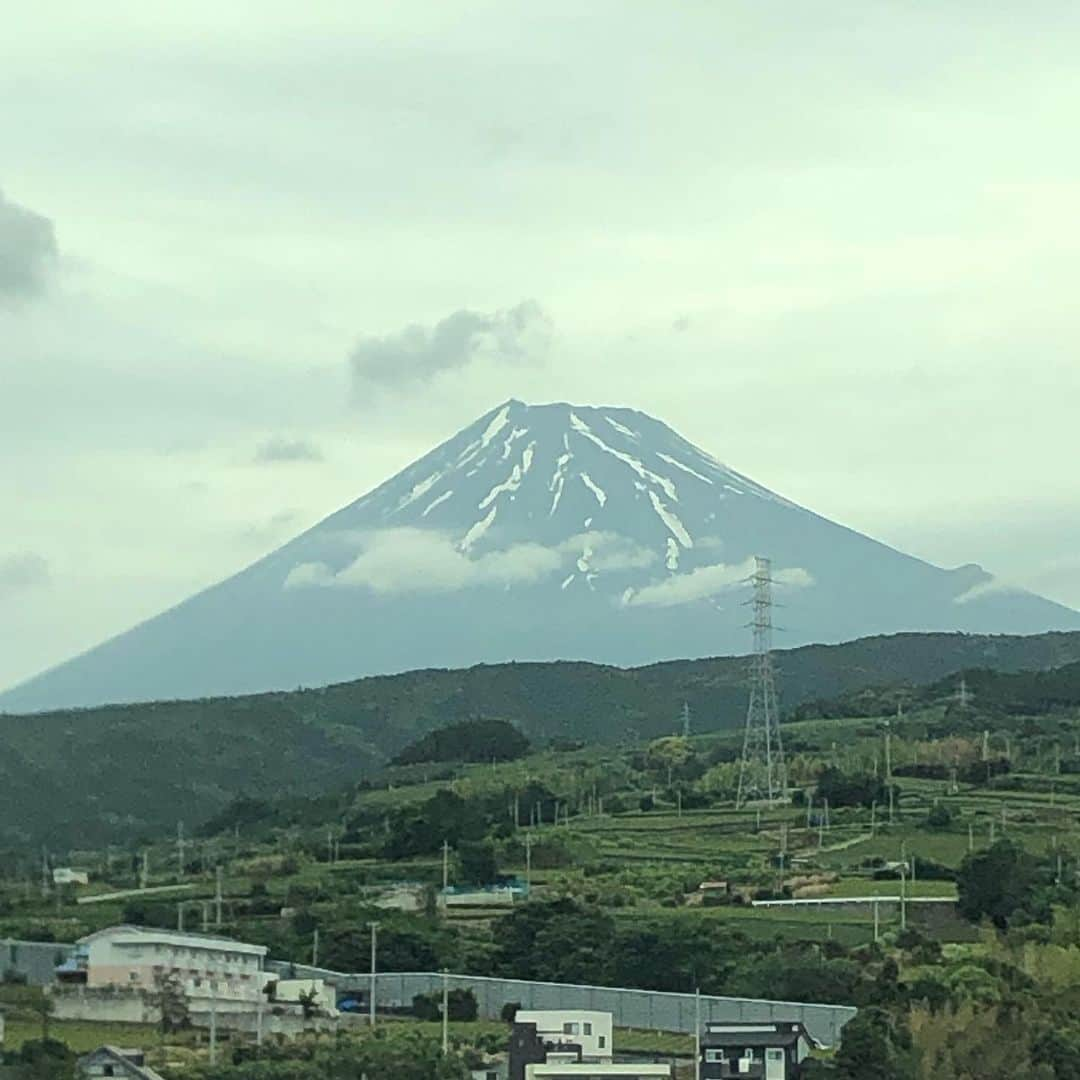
xmin=284 ymin=528 xmax=652 ymax=594
xmin=953 ymin=577 xmax=1025 ymax=605
xmin=348 ymin=300 xmax=552 ymax=391
xmin=253 ymin=436 xmax=324 ymax=464
xmin=0 ymin=553 xmax=51 ymax=593
xmin=623 ymin=559 xmax=814 ymax=608
xmin=0 ymin=189 xmax=57 ymax=301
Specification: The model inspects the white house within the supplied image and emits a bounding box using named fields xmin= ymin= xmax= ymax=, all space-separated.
xmin=514 ymin=1010 xmax=613 ymax=1061
xmin=74 ymin=926 xmax=268 ymax=1006
xmin=510 ymin=1011 xmax=670 ymax=1080
xmin=271 ymin=978 xmax=337 ymax=1015
xmin=53 ymin=868 xmax=90 ymax=887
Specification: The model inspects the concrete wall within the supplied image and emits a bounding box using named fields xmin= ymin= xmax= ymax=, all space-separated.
xmin=0 ymin=939 xmax=73 ymax=986
xmin=51 ymin=986 xmax=155 ymax=1024
xmin=49 ymin=985 xmax=347 ymax=1038
xmin=266 ymin=965 xmax=857 ymax=1047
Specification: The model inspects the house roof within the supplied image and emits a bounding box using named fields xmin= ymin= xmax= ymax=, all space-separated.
xmin=77 ymin=925 xmax=267 ymax=956
xmin=78 ymin=1046 xmax=167 ymax=1080
xmin=703 ymin=1030 xmax=803 ymax=1049
xmin=703 ymin=1020 xmax=823 ymax=1051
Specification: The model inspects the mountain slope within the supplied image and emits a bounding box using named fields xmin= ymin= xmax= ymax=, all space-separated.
xmin=3 ymin=399 xmax=1078 ymax=711
xmin=4 ymin=630 xmax=1080 ymax=846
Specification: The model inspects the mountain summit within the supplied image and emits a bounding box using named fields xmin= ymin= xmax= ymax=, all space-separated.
xmin=3 ymin=399 xmax=1078 ymax=711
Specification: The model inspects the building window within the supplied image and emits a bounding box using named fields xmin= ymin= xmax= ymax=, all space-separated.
xmin=563 ymin=1022 xmax=580 ymax=1035
xmin=583 ymin=1022 xmax=592 ymax=1036
xmin=705 ymin=1050 xmax=726 ymax=1063
xmin=598 ymin=1035 xmax=606 ymax=1049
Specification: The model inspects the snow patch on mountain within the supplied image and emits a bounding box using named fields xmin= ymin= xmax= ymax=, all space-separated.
xmin=648 ymin=490 xmax=693 ymax=548
xmin=666 ymin=538 xmax=680 ymax=571
xmin=658 ymin=452 xmax=713 ymax=485
xmin=422 ymin=490 xmax=453 ymax=517
xmin=580 ymin=472 xmax=607 ymax=507
xmin=461 ymin=506 xmax=497 ymax=550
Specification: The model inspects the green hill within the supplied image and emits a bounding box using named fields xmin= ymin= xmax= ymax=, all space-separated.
xmin=3 ymin=630 xmax=1080 ymax=847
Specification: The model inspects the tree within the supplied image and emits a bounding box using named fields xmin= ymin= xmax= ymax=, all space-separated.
xmin=833 ymin=1006 xmax=915 ymax=1080
xmin=393 ymin=718 xmax=530 ymax=766
xmin=458 ymin=841 xmax=498 ymax=886
xmin=148 ymin=970 xmax=191 ymax=1034
xmin=297 ymin=986 xmax=319 ymax=1021
xmin=1 ymin=1039 xmax=76 ymax=1080
xmin=645 ymin=736 xmax=695 ymax=785
xmin=31 ymin=993 xmax=55 ymax=1043
xmin=493 ymin=897 xmax=618 ymax=985
xmin=816 ymin=767 xmax=891 ymax=810
xmin=957 ymin=839 xmax=1046 ymax=929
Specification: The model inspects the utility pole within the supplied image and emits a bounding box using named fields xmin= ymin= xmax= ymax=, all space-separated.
xmin=525 ymin=832 xmax=533 ymax=889
xmin=442 ymin=841 xmax=450 ymax=893
xmin=682 ymin=701 xmax=692 ymax=739
xmin=441 ymin=969 xmax=450 ymax=1054
xmin=176 ymin=822 xmax=186 ymax=880
xmin=694 ymin=987 xmax=701 ymax=1080
xmin=884 ymin=720 xmax=893 ymax=786
xmin=367 ymin=922 xmax=379 ymax=1028
xmin=215 ymin=866 xmax=223 ymax=928
xmin=209 ymin=980 xmax=218 ymax=1066
xmin=140 ymin=850 xmax=149 ymax=891
xmin=40 ymin=847 xmax=50 ymax=898
xmin=312 ymin=928 xmax=319 ymax=967
xmin=898 ymin=866 xmax=908 ymax=931
xmin=873 ymin=900 xmax=880 ymax=943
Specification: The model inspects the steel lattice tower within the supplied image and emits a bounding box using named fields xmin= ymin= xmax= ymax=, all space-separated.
xmin=736 ymin=556 xmax=787 ymax=806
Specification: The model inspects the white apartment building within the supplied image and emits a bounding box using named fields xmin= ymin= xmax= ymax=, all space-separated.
xmin=75 ymin=926 xmax=268 ymax=1006
xmin=515 ymin=1010 xmax=614 ymax=1061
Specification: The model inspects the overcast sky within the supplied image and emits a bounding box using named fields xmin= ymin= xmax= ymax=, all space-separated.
xmin=2 ymin=2 xmax=1079 ymax=692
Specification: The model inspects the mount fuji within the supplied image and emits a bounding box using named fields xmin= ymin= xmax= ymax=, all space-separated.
xmin=3 ymin=399 xmax=1078 ymax=712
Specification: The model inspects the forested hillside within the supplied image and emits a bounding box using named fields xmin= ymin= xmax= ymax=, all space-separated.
xmin=2 ymin=630 xmax=1079 ymax=847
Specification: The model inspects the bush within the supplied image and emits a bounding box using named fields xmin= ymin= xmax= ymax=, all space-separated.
xmin=924 ymin=804 xmax=953 ymax=829
xmin=412 ymin=988 xmax=478 ymax=1022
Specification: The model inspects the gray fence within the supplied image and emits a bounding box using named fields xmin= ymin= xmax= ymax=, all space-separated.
xmin=1 ymin=939 xmax=74 ymax=986
xmin=7 ymin=940 xmax=855 ymax=1045
xmin=267 ymin=963 xmax=856 ymax=1047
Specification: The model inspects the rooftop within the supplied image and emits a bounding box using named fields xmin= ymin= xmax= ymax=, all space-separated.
xmin=77 ymin=925 xmax=267 ymax=956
